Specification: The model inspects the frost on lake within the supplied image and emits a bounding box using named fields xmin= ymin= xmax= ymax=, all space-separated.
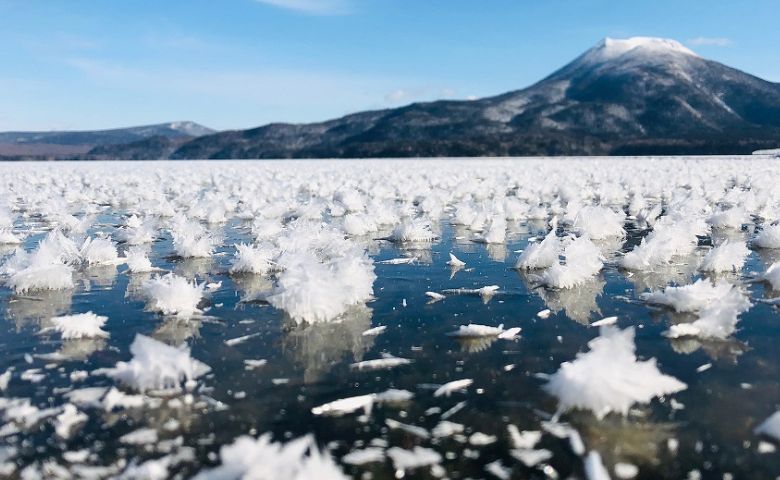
xmin=142 ymin=273 xmax=204 ymax=317
xmin=193 ymin=434 xmax=347 ymax=480
xmin=0 ymin=157 xmax=779 ymax=478
xmin=96 ymin=334 xmax=210 ymax=393
xmin=544 ymin=326 xmax=686 ymax=418
xmin=40 ymin=311 xmax=109 ymax=339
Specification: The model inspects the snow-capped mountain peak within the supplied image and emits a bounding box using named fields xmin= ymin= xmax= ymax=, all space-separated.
xmin=582 ymin=36 xmax=698 ymax=65
xmin=167 ymin=121 xmax=215 ymax=137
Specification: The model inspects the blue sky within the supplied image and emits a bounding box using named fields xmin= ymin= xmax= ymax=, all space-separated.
xmin=0 ymin=0 xmax=778 ymax=131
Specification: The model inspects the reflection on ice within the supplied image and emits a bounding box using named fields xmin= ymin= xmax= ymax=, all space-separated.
xmin=175 ymin=257 xmax=215 ymax=280
xmin=56 ymin=337 xmax=108 ymax=361
xmin=282 ymin=304 xmax=374 ymax=383
xmin=455 ymin=336 xmax=497 ymax=353
xmin=570 ymin=413 xmax=676 ymax=473
xmin=80 ymin=264 xmax=118 ymax=289
xmin=154 ymin=317 xmax=202 ymax=345
xmin=622 ymin=256 xmax=700 ymax=292
xmin=521 ymin=273 xmax=605 ymax=325
xmin=5 ymin=290 xmax=73 ymax=330
xmin=231 ymin=273 xmax=273 ymax=304
xmin=667 ymin=335 xmax=747 ymax=362
xmin=485 ymin=243 xmax=508 ymax=263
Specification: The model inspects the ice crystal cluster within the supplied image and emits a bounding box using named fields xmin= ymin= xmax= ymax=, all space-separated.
xmin=0 ymin=157 xmax=778 ymax=478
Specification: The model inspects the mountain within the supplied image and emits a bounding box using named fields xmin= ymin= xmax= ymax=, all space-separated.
xmin=167 ymin=37 xmax=780 ymax=158
xmin=15 ymin=37 xmax=780 ymax=159
xmin=0 ymin=121 xmax=214 ymax=159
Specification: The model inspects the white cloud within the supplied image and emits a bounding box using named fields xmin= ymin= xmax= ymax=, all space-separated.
xmin=254 ymin=0 xmax=349 ymax=15
xmin=688 ymin=37 xmax=733 ymax=47
xmin=384 ymin=86 xmax=459 ymax=105
xmin=142 ymin=33 xmax=212 ymax=50
xmin=384 ymin=89 xmax=409 ymax=103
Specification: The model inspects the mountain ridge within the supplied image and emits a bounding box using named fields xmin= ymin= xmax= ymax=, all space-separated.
xmin=161 ymin=36 xmax=780 ymax=159
xmin=0 ymin=121 xmax=214 ymax=160
xmin=9 ymin=37 xmax=780 ymax=159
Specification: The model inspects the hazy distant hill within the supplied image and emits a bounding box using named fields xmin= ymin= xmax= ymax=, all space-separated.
xmin=0 ymin=121 xmax=214 ymax=159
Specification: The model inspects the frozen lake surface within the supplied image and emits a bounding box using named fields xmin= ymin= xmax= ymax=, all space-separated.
xmin=1 ymin=157 xmax=780 ymax=479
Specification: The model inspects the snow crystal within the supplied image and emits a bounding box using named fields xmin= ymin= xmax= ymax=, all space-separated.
xmin=389 ymin=219 xmax=436 ymax=243
xmin=469 ymin=432 xmax=497 ymax=445
xmin=118 ymin=456 xmax=172 ymax=480
xmin=614 ymin=462 xmax=639 ymax=479
xmin=0 ymin=229 xmax=21 ymax=245
xmin=708 ymin=207 xmax=748 ymax=229
xmin=80 ymin=237 xmax=120 ymax=265
xmin=350 ymin=355 xmax=412 ymax=371
xmin=545 ymin=326 xmax=686 ymax=418
xmin=537 ymin=309 xmax=552 ymax=319
xmin=620 ymin=218 xmax=702 ymax=270
xmin=755 ymin=411 xmax=780 ymax=442
xmin=574 ymin=206 xmax=625 ymax=239
xmin=516 ymin=224 xmax=559 ymax=270
xmin=485 ymin=460 xmax=512 ymax=480
xmin=117 ymin=215 xmax=156 ymax=245
xmin=699 ymin=240 xmax=749 ymax=272
xmin=3 ymin=233 xmax=76 ymax=292
xmin=102 ymin=387 xmax=148 ymax=411
xmin=442 ymin=285 xmax=499 ymax=299
xmin=342 ymin=447 xmax=385 ymax=465
xmin=765 ymin=262 xmax=780 ymax=290
xmin=432 ymin=420 xmax=464 ymax=438
xmin=541 ymin=236 xmax=604 ymax=289
xmin=64 ymin=387 xmax=109 ymax=409
xmin=590 ymin=316 xmax=618 ymax=328
xmin=311 ymin=394 xmax=375 ymax=416
xmin=142 ymin=273 xmax=204 ymax=317
xmin=643 ymin=279 xmax=734 ymax=313
xmin=125 ymin=246 xmax=157 ymax=273
xmin=342 ymin=213 xmax=377 ymax=236
xmin=268 ymin=250 xmax=375 ymax=324
xmin=120 ymin=427 xmax=159 ymax=445
xmin=447 ymin=323 xmax=504 ymax=337
xmin=53 ymin=404 xmax=87 ymax=439
xmin=665 ymin=286 xmax=751 ymax=339
xmin=755 ymin=223 xmax=780 ymax=249
xmin=499 ymin=327 xmax=522 ymax=339
xmin=361 ymin=325 xmax=386 ymax=336
xmin=311 ymin=389 xmax=412 ymax=416
xmin=386 ymin=446 xmax=441 ymax=472
xmin=584 ymin=451 xmax=611 ymax=480
xmin=447 ymin=252 xmax=466 ymax=267
xmin=433 ymin=379 xmax=473 ymax=397
xmin=508 ymin=426 xmax=542 ymax=449
xmin=97 ymin=334 xmax=210 ymax=394
xmin=0 ymin=370 xmax=10 ymax=391
xmin=42 ymin=312 xmax=109 ymax=339
xmin=425 ymin=291 xmax=446 ymax=302
xmin=230 ymin=243 xmax=275 ymax=275
xmin=511 ymin=448 xmax=553 ymax=467
xmin=252 ymin=218 xmax=283 ymax=240
xmin=170 ymin=218 xmax=215 ymax=258
xmin=193 ymin=434 xmax=347 ymax=480
xmin=475 ymin=216 xmax=507 ymax=244
xmin=385 ymin=419 xmax=430 ymax=439
xmin=377 ymin=256 xmax=416 ymax=265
